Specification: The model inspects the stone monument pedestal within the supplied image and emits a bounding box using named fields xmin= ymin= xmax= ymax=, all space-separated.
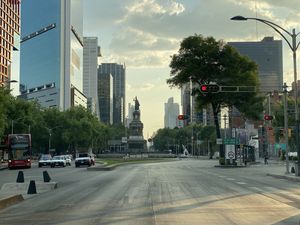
xmin=127 ymin=97 xmax=146 ymax=153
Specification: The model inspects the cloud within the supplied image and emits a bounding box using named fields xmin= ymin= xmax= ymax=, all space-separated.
xmin=109 ymin=27 xmax=179 ymax=53
xmin=121 ymin=0 xmax=185 ymax=19
xmin=129 ymin=82 xmax=155 ymax=91
xmin=85 ymin=0 xmax=300 ymax=69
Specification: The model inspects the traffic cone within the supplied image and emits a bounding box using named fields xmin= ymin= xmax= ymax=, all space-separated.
xmin=16 ymin=171 xmax=24 ymax=183
xmin=27 ymin=180 xmax=37 ymax=194
xmin=43 ymin=171 xmax=51 ymax=182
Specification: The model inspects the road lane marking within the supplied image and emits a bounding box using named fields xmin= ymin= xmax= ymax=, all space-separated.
xmin=226 ymin=178 xmax=235 ymax=181
xmin=236 ymin=182 xmax=247 ymax=185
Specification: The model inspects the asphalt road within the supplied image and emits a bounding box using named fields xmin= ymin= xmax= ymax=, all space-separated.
xmin=1 ymin=159 xmax=300 ymax=225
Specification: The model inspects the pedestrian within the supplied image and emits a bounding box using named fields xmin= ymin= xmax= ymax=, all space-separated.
xmin=264 ymin=151 xmax=269 ymax=165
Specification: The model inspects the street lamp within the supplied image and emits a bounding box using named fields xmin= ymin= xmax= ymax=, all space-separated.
xmin=231 ymin=15 xmax=300 ymax=175
xmin=11 ymin=117 xmax=23 ymax=134
xmin=46 ymin=126 xmax=62 ymax=153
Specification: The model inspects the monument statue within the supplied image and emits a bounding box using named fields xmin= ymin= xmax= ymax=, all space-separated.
xmin=128 ymin=96 xmax=146 ymax=153
xmin=134 ymin=96 xmax=140 ymax=111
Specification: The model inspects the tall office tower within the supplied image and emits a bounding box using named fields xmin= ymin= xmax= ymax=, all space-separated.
xmin=164 ymin=97 xmax=179 ymax=129
xmin=98 ymin=72 xmax=113 ymax=124
xmin=20 ymin=0 xmax=86 ymax=110
xmin=83 ymin=37 xmax=101 ymax=118
xmin=0 ymin=0 xmax=20 ymax=96
xmin=228 ymin=37 xmax=283 ymax=93
xmin=99 ymin=63 xmax=126 ymax=124
xmin=181 ymin=83 xmax=191 ymax=127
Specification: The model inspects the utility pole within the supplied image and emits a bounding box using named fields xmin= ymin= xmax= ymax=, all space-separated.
xmin=283 ymin=83 xmax=290 ymax=174
xmin=224 ymin=114 xmax=227 ymax=164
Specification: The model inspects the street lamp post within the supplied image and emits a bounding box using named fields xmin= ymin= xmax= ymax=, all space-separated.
xmin=46 ymin=126 xmax=62 ymax=153
xmin=11 ymin=117 xmax=23 ymax=134
xmin=231 ymin=15 xmax=300 ymax=175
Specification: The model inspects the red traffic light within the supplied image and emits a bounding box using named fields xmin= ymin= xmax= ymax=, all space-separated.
xmin=200 ymin=84 xmax=219 ymax=93
xmin=264 ymin=115 xmax=273 ymax=120
xmin=200 ymin=85 xmax=207 ymax=92
xmin=178 ymin=115 xmax=189 ymax=120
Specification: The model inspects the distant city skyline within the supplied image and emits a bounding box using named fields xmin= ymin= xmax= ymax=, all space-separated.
xmin=83 ymin=1 xmax=300 ymax=136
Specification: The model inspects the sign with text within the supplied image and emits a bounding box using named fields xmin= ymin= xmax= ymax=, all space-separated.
xmin=224 ymin=138 xmax=240 ymax=145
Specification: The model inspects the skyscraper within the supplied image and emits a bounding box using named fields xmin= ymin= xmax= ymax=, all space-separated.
xmin=98 ymin=72 xmax=113 ymax=124
xmin=99 ymin=63 xmax=126 ymax=124
xmin=164 ymin=97 xmax=179 ymax=129
xmin=228 ymin=37 xmax=283 ymax=93
xmin=20 ymin=0 xmax=85 ymax=110
xmin=83 ymin=37 xmax=101 ymax=117
xmin=0 ymin=0 xmax=20 ymax=96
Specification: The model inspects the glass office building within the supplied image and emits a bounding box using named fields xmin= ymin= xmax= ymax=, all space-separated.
xmin=228 ymin=37 xmax=283 ymax=93
xmin=20 ymin=0 xmax=84 ymax=110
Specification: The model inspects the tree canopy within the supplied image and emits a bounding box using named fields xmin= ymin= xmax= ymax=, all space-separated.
xmin=0 ymin=87 xmax=127 ymax=155
xmin=167 ymin=34 xmax=264 ymax=158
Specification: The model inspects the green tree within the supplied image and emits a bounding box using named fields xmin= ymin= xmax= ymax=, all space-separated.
xmin=167 ymin=34 xmax=264 ymax=158
xmin=0 ymin=87 xmax=13 ymax=138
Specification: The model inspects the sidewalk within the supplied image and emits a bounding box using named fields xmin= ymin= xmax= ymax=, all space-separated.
xmin=257 ymin=158 xmax=300 ymax=182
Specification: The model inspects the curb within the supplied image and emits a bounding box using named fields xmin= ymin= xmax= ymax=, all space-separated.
xmin=266 ymin=173 xmax=300 ymax=182
xmin=215 ymin=165 xmax=246 ymax=168
xmin=0 ymin=194 xmax=24 ymax=210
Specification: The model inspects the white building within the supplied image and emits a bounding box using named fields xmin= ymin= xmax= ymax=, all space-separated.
xmin=83 ymin=37 xmax=101 ymax=118
xmin=164 ymin=97 xmax=179 ymax=129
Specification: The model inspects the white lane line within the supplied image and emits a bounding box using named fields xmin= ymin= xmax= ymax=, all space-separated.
xmin=236 ymin=182 xmax=247 ymax=185
xmin=218 ymin=176 xmax=226 ymax=178
xmin=226 ymin=178 xmax=235 ymax=181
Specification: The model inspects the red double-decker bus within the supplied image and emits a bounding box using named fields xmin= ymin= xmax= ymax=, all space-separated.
xmin=7 ymin=134 xmax=32 ymax=169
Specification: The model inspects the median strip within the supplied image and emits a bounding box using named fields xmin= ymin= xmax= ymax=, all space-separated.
xmin=0 ymin=194 xmax=24 ymax=210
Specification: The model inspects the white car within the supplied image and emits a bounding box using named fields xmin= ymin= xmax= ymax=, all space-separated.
xmin=75 ymin=153 xmax=92 ymax=167
xmin=62 ymin=155 xmax=72 ymax=166
xmin=38 ymin=154 xmax=52 ymax=167
xmin=51 ymin=155 xmax=67 ymax=167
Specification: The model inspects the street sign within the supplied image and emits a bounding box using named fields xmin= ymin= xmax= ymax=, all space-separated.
xmin=225 ymin=145 xmax=236 ymax=159
xmin=224 ymin=138 xmax=240 ymax=145
xmin=216 ymin=138 xmax=223 ymax=144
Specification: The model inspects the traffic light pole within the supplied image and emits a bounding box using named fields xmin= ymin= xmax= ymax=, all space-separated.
xmin=283 ymin=83 xmax=290 ymax=174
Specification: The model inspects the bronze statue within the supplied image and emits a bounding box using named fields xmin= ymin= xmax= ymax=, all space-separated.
xmin=134 ymin=96 xmax=140 ymax=111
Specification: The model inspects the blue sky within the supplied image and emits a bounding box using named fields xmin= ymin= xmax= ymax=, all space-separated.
xmin=83 ymin=0 xmax=300 ymax=137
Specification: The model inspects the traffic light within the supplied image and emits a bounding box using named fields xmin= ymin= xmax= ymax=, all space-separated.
xmin=279 ymin=128 xmax=284 ymax=137
xmin=178 ymin=115 xmax=189 ymax=120
xmin=200 ymin=84 xmax=220 ymax=93
xmin=264 ymin=114 xmax=273 ymax=120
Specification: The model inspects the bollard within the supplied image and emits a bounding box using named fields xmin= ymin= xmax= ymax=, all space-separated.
xmin=16 ymin=171 xmax=24 ymax=183
xmin=27 ymin=180 xmax=37 ymax=194
xmin=43 ymin=171 xmax=51 ymax=182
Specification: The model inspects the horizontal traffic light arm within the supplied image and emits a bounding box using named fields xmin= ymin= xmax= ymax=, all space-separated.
xmin=200 ymin=85 xmax=256 ymax=93
xmin=220 ymin=86 xmax=256 ymax=92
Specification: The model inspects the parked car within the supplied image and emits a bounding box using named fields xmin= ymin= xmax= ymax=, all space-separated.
xmin=51 ymin=155 xmax=67 ymax=167
xmin=38 ymin=154 xmax=52 ymax=167
xmin=63 ymin=155 xmax=72 ymax=166
xmin=75 ymin=153 xmax=92 ymax=167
